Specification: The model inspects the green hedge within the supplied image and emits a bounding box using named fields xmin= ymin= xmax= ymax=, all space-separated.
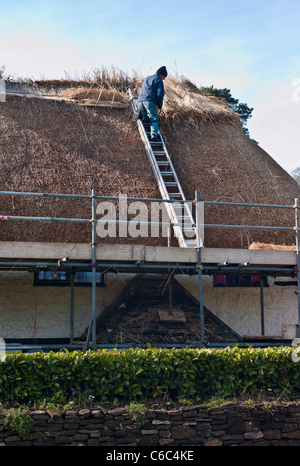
xmin=0 ymin=346 xmax=299 ymax=404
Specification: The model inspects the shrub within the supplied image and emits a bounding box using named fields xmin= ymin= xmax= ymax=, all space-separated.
xmin=0 ymin=346 xmax=298 ymax=404
xmin=4 ymin=406 xmax=35 ymax=439
xmin=125 ymin=402 xmax=147 ymax=427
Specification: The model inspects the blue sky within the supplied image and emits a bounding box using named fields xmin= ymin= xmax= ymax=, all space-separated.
xmin=1 ymin=0 xmax=300 ymax=174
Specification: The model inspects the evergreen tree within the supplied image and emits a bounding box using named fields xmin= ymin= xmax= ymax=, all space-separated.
xmin=291 ymin=167 xmax=300 ymax=185
xmin=200 ymin=85 xmax=254 ymax=139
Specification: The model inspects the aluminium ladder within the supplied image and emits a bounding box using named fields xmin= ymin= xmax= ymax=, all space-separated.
xmin=129 ymin=89 xmax=203 ymax=249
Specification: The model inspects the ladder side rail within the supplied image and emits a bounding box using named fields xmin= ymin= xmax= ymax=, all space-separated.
xmin=137 ymin=120 xmax=171 ymax=199
xmin=129 ymin=89 xmax=185 ymax=200
xmin=154 ymin=134 xmax=197 ymax=242
xmin=129 ymin=90 xmax=188 ymax=209
xmin=136 ymin=112 xmax=196 ymax=231
xmin=133 ymin=104 xmax=195 ymax=246
xmin=136 ymin=120 xmax=185 ymax=244
xmin=129 ymin=89 xmax=201 ymax=247
xmin=152 ymin=133 xmax=202 ymax=247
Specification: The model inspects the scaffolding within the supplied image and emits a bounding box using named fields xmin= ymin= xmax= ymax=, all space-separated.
xmin=0 ymin=189 xmax=299 ymax=350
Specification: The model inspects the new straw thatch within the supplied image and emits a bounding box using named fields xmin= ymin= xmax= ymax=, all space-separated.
xmin=161 ymin=77 xmax=241 ymax=125
xmin=249 ymin=242 xmax=296 ymax=251
xmin=0 ymin=72 xmax=299 ymax=248
xmin=59 ymin=87 xmax=128 ymax=108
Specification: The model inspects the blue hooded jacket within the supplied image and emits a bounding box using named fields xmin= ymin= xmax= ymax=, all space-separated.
xmin=137 ymin=73 xmax=165 ymax=109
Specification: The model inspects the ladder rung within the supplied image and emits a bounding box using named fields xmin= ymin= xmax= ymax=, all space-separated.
xmin=130 ymin=96 xmax=202 ymax=250
xmin=145 ymin=132 xmax=159 ymax=138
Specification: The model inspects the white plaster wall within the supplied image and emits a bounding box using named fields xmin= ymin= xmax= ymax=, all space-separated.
xmin=0 ymin=272 xmax=133 ymax=339
xmin=0 ymin=272 xmax=298 ymax=340
xmin=176 ymin=275 xmax=298 ymax=338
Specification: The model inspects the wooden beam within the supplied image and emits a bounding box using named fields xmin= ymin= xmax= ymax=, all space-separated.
xmin=0 ymin=241 xmax=296 ymax=266
xmin=0 ymin=241 xmax=196 ymax=263
xmin=201 ymin=248 xmax=296 ymax=267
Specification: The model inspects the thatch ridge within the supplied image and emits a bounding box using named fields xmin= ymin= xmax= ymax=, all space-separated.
xmin=54 ymin=74 xmax=241 ymax=125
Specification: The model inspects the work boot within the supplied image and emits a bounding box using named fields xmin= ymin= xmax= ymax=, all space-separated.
xmin=151 ymin=133 xmax=160 ymax=142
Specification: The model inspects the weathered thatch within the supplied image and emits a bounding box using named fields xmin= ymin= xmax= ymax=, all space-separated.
xmin=0 ymin=94 xmax=159 ymax=245
xmin=161 ymin=118 xmax=299 ymax=248
xmin=0 ymin=74 xmax=299 ymax=248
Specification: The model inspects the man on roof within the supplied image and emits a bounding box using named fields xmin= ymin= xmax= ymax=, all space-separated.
xmin=135 ymin=66 xmax=168 ymax=142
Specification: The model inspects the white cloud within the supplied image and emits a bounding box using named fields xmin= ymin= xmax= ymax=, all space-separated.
xmin=247 ymin=82 xmax=300 ymax=173
xmin=0 ymin=32 xmax=95 ymax=79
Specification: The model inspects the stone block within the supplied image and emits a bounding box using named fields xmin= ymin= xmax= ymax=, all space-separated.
xmin=87 ymin=438 xmax=99 ymax=446
xmin=159 ymin=438 xmax=174 ymax=446
xmin=54 ymin=435 xmax=73 ymax=445
xmin=78 ymin=409 xmax=90 ymax=418
xmin=73 ymin=433 xmax=89 ymax=441
xmin=47 ymin=409 xmax=62 ymax=420
xmin=227 ymin=416 xmax=245 ymax=435
xmin=204 ymin=438 xmax=222 ymax=446
xmin=282 ymin=423 xmax=298 ymax=432
xmin=244 ymin=430 xmax=264 ymax=440
xmin=263 ymin=429 xmax=281 ymax=440
xmin=283 ymin=430 xmax=300 ymax=439
xmin=33 ymin=438 xmax=55 ymax=446
xmin=108 ymin=408 xmax=126 ymax=416
xmin=172 ymin=425 xmax=195 ymax=440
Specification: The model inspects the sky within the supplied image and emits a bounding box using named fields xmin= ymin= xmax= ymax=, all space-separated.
xmin=0 ymin=0 xmax=299 ymax=174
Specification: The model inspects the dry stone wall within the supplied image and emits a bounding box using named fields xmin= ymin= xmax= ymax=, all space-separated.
xmin=1 ymin=402 xmax=300 ymax=446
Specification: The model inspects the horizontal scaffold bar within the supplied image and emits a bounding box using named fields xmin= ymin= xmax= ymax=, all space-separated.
xmin=0 ymin=261 xmax=295 ymax=275
xmin=0 ymin=190 xmax=296 ymax=208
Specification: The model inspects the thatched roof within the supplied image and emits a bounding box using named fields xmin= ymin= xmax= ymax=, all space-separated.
xmin=0 ymin=75 xmax=299 ymax=248
xmin=161 ymin=117 xmax=299 ymax=248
